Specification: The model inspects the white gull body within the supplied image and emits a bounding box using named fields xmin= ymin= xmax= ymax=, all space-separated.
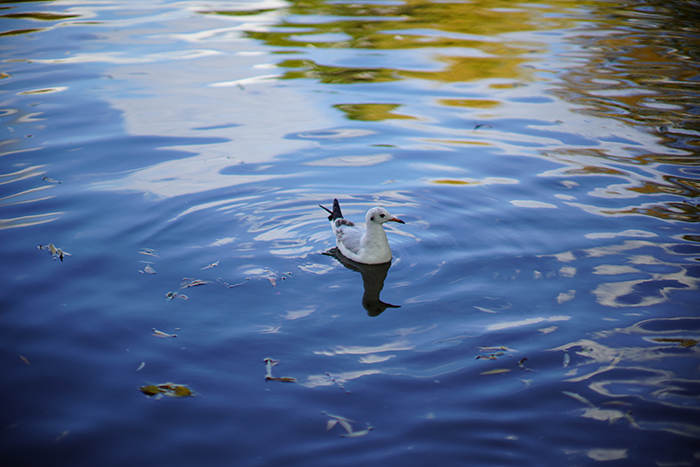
xmin=320 ymin=199 xmax=405 ymax=265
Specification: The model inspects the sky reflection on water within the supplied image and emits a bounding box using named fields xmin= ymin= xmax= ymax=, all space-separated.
xmin=1 ymin=0 xmax=699 ymax=466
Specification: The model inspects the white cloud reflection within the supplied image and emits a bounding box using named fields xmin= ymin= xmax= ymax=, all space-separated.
xmin=487 ymin=315 xmax=570 ymax=331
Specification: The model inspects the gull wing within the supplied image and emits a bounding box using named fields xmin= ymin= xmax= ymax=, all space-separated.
xmin=333 ymin=219 xmax=363 ymax=255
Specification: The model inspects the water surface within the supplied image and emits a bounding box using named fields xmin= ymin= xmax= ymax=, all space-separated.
xmin=1 ymin=0 xmax=699 ymax=465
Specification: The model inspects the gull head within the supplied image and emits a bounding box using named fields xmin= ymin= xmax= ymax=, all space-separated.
xmin=366 ymin=207 xmax=405 ymax=225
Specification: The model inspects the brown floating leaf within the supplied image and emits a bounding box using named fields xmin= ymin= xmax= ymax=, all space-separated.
xmin=139 ymin=382 xmax=193 ymax=398
xmin=264 ymin=357 xmax=296 ymax=383
xmin=140 ymin=385 xmax=161 ymax=396
xmin=266 ymin=376 xmax=297 ymax=382
xmin=20 ymin=355 xmax=30 ymax=365
xmin=651 ymin=337 xmax=699 ymax=348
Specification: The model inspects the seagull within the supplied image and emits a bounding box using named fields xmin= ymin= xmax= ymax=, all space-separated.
xmin=319 ymin=199 xmax=405 ymax=265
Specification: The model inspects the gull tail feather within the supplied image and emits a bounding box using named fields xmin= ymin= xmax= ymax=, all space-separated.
xmin=319 ymin=198 xmax=343 ymax=221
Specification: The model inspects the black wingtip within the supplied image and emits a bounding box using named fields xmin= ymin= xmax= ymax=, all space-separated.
xmin=320 ymin=199 xmax=343 ymax=221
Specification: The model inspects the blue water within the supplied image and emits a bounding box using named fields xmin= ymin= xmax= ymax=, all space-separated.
xmin=2 ymin=0 xmax=699 ymax=465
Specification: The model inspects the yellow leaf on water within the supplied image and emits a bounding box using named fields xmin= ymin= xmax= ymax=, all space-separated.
xmin=139 ymin=382 xmax=194 ymax=398
xmin=139 ymin=385 xmax=160 ymax=396
xmin=480 ymin=368 xmax=511 ymax=375
xmin=161 ymin=384 xmax=192 ymax=397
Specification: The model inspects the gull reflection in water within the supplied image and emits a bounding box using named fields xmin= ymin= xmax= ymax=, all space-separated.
xmin=324 ymin=247 xmax=400 ymax=317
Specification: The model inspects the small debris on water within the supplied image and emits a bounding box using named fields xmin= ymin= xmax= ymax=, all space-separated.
xmin=264 ymin=358 xmax=296 ymax=383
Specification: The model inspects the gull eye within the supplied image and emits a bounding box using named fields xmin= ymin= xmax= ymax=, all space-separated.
xmin=370 ymin=216 xmax=374 ymax=221
xmin=380 ymin=213 xmax=385 ymax=218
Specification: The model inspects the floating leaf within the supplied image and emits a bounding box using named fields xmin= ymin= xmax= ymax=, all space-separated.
xmin=338 ymin=419 xmax=354 ymax=434
xmin=268 ymin=277 xmax=277 ymax=287
xmin=201 ymin=261 xmax=219 ymax=270
xmin=264 ymin=357 xmax=296 ymax=383
xmin=326 ymin=419 xmax=338 ymax=431
xmin=563 ymin=352 xmax=570 ymax=367
xmin=651 ymin=337 xmax=699 ymax=348
xmin=151 ymin=328 xmax=177 ymax=338
xmin=323 ymin=412 xmax=372 ymax=438
xmin=166 ymin=291 xmax=189 ymax=301
xmin=476 ymin=351 xmax=506 ymax=361
xmin=20 ymin=355 xmax=30 ymax=365
xmin=480 ymin=368 xmax=511 ymax=375
xmin=139 ymin=382 xmax=193 ymax=399
xmin=143 ymin=264 xmax=156 ymax=274
xmin=42 ymin=176 xmax=61 ymax=184
xmin=181 ymin=278 xmax=211 ymax=288
xmin=138 ymin=248 xmax=159 ymax=258
xmin=136 ymin=362 xmax=145 ymax=371
xmin=322 ymin=412 xmax=354 ymax=423
xmin=140 ymin=385 xmax=161 ymax=396
xmin=267 ymin=376 xmax=297 ymax=382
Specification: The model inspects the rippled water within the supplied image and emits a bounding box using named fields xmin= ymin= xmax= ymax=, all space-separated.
xmin=2 ymin=0 xmax=699 ymax=465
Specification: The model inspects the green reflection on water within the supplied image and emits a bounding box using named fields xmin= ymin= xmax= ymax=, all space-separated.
xmin=200 ymin=0 xmax=584 ymax=84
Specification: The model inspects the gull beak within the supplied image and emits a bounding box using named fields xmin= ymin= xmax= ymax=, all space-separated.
xmin=390 ymin=217 xmax=405 ymax=224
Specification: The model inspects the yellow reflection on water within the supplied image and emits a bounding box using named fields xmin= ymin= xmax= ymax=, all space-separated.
xmin=334 ymin=103 xmax=415 ymax=121
xmin=201 ymin=0 xmax=585 ymax=84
